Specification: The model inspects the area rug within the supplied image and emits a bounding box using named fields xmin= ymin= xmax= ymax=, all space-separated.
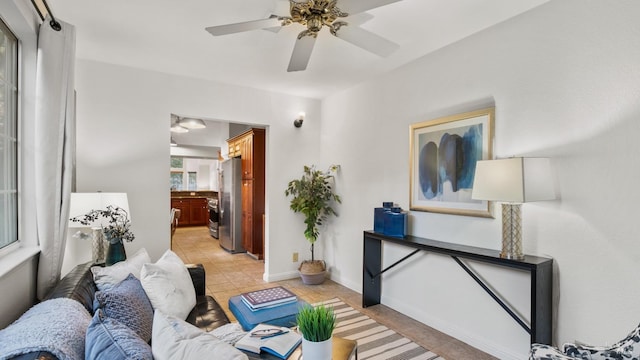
xmin=312 ymin=298 xmax=445 ymax=360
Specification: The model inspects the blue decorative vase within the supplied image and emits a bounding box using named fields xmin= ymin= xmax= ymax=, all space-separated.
xmin=383 ymin=207 xmax=407 ymax=237
xmin=105 ymin=240 xmax=127 ymax=266
xmin=374 ymin=202 xmax=394 ymax=233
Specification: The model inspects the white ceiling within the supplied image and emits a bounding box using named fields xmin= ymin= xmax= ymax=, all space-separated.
xmin=48 ymin=0 xmax=548 ymax=99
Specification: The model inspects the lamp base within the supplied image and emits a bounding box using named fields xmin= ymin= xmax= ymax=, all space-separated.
xmin=501 ymin=203 xmax=524 ymax=260
xmin=91 ymin=228 xmax=108 ymax=264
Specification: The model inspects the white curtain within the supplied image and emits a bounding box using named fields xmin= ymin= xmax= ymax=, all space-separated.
xmin=35 ymin=17 xmax=76 ymax=299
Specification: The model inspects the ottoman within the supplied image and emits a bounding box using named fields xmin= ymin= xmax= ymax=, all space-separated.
xmin=229 ymin=295 xmax=308 ymax=331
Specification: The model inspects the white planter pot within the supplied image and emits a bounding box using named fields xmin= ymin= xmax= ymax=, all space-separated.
xmin=301 ymin=337 xmax=332 ymax=360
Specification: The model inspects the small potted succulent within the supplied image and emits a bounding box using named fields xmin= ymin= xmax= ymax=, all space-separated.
xmin=285 ymin=165 xmax=341 ymax=284
xmin=296 ymin=304 xmax=336 ymax=360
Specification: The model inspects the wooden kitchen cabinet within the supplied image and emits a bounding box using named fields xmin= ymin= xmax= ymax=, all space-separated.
xmin=241 ymin=180 xmax=254 ymax=253
xmin=171 ymin=198 xmax=190 ymax=226
xmin=241 ymin=136 xmax=253 ymax=179
xmin=228 ymin=139 xmax=241 ymax=158
xmin=171 ymin=197 xmax=208 ymax=226
xmin=227 ymin=128 xmax=265 ymax=259
xmin=189 ymin=198 xmax=209 ymax=226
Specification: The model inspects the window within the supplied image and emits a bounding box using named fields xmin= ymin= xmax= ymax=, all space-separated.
xmin=170 ymin=157 xmax=185 ymax=191
xmin=170 ymin=157 xmax=183 ymax=168
xmin=170 ymin=172 xmax=183 ymax=191
xmin=0 ymin=18 xmax=18 ymax=249
xmin=188 ymin=172 xmax=197 ymax=191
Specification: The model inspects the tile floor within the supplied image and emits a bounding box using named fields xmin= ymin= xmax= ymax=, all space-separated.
xmin=171 ymin=226 xmax=497 ymax=360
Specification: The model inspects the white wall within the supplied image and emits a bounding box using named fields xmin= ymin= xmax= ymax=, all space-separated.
xmin=69 ymin=59 xmax=321 ymax=277
xmin=320 ymin=0 xmax=640 ymax=358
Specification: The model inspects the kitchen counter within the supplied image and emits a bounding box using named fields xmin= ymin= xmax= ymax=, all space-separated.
xmin=171 ymin=191 xmax=217 ymax=199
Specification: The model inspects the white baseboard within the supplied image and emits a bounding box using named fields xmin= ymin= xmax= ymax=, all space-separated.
xmin=383 ymin=295 xmax=525 ymax=360
xmin=264 ymin=270 xmax=299 ymax=282
xmin=327 ymin=272 xmax=361 ymax=293
xmin=263 ymin=269 xmax=361 ymax=292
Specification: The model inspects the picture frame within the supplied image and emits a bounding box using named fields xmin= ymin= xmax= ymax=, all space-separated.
xmin=409 ymin=108 xmax=494 ymax=217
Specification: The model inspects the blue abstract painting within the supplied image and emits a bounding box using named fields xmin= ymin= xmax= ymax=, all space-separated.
xmin=418 ymin=124 xmax=483 ymax=200
xmin=410 ymin=108 xmax=493 ymax=217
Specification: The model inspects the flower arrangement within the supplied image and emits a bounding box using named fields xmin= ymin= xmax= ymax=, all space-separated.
xmin=70 ymin=206 xmax=134 ymax=244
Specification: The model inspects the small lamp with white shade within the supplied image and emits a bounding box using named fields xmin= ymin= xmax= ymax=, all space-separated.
xmin=471 ymin=158 xmax=555 ymax=260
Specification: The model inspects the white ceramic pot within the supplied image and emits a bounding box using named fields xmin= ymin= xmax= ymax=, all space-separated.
xmin=301 ymin=337 xmax=332 ymax=360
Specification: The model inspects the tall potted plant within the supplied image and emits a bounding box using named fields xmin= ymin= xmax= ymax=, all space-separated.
xmin=296 ymin=304 xmax=336 ymax=360
xmin=285 ymin=165 xmax=341 ymax=285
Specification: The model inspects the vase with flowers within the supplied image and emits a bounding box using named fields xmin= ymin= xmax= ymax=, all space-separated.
xmin=70 ymin=205 xmax=134 ymax=265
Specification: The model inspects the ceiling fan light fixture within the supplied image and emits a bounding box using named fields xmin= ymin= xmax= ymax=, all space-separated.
xmin=307 ymin=16 xmax=323 ymax=32
xmin=205 ymin=0 xmax=400 ymax=72
xmin=171 ymin=123 xmax=189 ymax=133
xmin=178 ymin=117 xmax=207 ymax=129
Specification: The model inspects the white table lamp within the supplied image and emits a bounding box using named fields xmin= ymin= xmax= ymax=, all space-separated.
xmin=472 ymin=158 xmax=554 ymax=259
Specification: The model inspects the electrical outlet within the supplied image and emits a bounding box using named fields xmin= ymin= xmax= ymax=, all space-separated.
xmin=292 ymin=252 xmax=298 ymax=262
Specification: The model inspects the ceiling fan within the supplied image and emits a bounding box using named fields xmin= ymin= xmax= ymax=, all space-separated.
xmin=205 ymin=0 xmax=402 ymax=72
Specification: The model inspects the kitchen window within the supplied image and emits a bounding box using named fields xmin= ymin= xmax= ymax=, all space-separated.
xmin=188 ymin=172 xmax=197 ymax=190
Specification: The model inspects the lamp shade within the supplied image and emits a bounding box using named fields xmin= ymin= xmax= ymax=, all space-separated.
xmin=471 ymin=158 xmax=555 ymax=203
xmin=68 ymin=193 xmax=131 ymax=228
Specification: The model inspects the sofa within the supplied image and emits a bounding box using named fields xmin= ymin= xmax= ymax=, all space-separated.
xmin=0 ymin=252 xmax=235 ymax=360
xmin=529 ymin=322 xmax=640 ymax=359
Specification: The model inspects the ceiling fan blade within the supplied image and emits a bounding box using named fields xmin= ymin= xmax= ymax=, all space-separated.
xmin=345 ymin=12 xmax=374 ymax=26
xmin=263 ymin=26 xmax=283 ymax=34
xmin=205 ymin=16 xmax=282 ymax=36
xmin=335 ymin=26 xmax=399 ymax=57
xmin=337 ymin=0 xmax=402 ymax=15
xmin=287 ymin=35 xmax=317 ymax=72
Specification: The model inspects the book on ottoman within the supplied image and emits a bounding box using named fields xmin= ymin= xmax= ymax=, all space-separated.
xmin=240 ymin=286 xmax=297 ymax=310
xmin=229 ymin=295 xmax=307 ymax=331
xmin=235 ymin=323 xmax=302 ymax=359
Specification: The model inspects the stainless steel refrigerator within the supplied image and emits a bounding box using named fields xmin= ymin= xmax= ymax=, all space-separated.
xmin=218 ymin=158 xmax=244 ymax=253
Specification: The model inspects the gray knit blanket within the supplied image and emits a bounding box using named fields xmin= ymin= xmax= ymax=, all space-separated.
xmin=0 ymin=298 xmax=91 ymax=360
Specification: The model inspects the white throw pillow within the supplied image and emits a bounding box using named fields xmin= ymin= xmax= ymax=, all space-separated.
xmin=140 ymin=249 xmax=196 ymax=320
xmin=152 ymin=311 xmax=248 ymax=360
xmin=92 ymin=248 xmax=151 ymax=291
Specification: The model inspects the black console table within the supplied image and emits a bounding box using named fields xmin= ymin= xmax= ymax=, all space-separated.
xmin=362 ymin=230 xmax=553 ymax=345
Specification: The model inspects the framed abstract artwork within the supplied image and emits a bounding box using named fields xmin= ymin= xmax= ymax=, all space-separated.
xmin=409 ymin=108 xmax=494 ymax=217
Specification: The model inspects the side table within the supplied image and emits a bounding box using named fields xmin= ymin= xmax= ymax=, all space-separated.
xmin=330 ymin=337 xmax=358 ymax=360
xmin=291 ymin=337 xmax=357 ymax=360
